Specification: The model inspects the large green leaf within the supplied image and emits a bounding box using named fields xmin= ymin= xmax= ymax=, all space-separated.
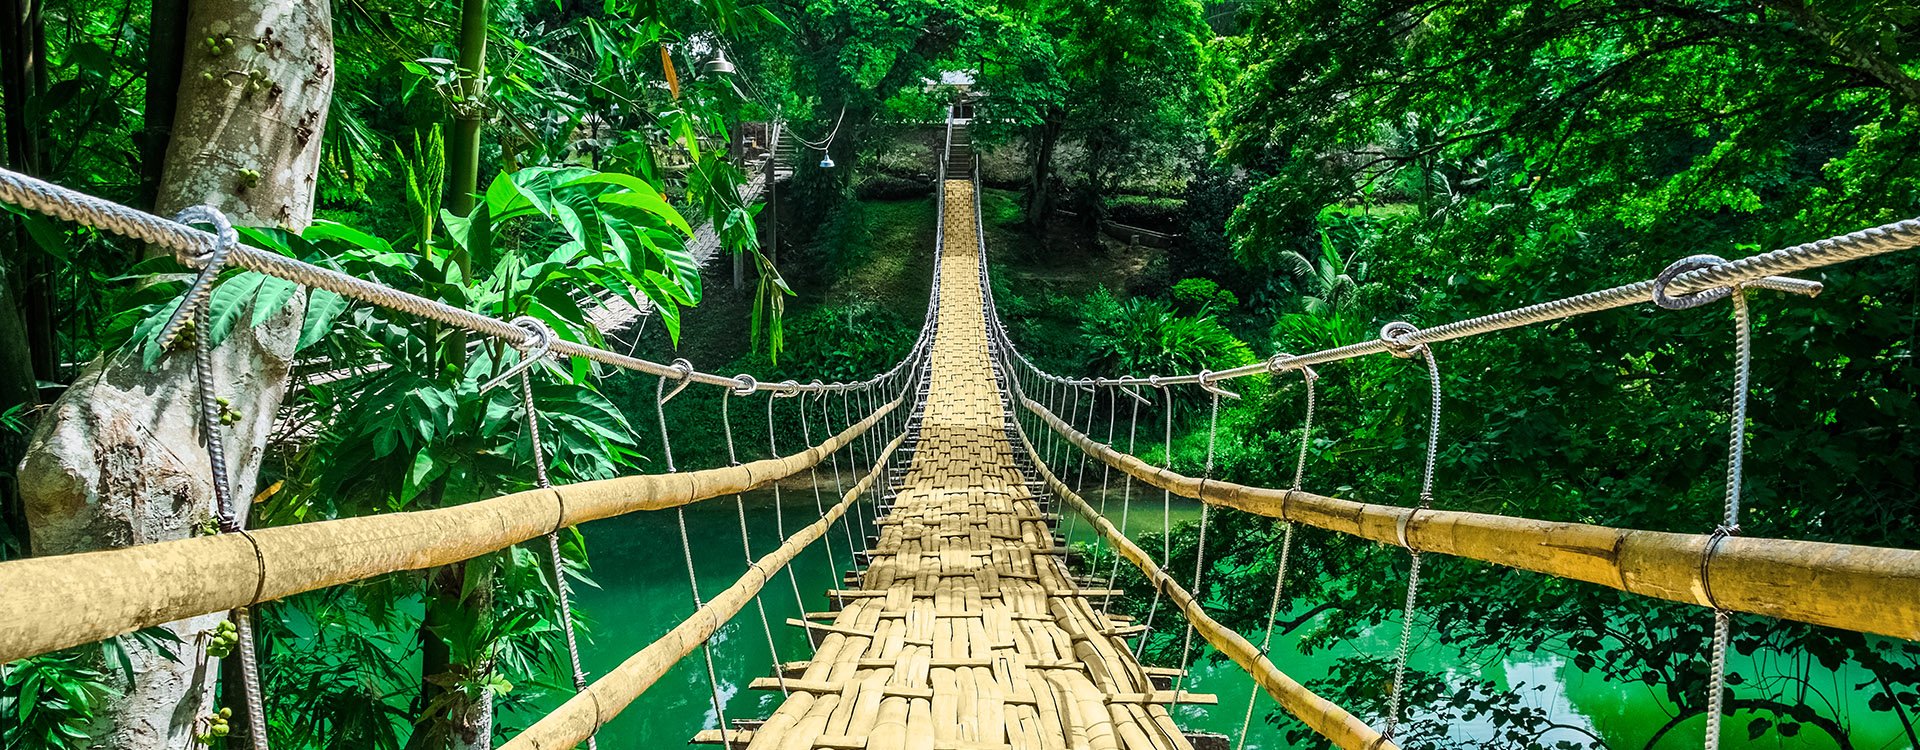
xmin=573 ymin=176 xmax=694 ymax=237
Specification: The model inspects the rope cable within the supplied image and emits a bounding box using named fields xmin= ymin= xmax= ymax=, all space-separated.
xmin=172 ymin=206 xmax=270 ymax=750
xmin=767 ymin=395 xmax=810 ymax=635
xmin=1063 ymin=385 xmax=1084 ymax=544
xmin=1101 ymin=389 xmax=1143 ymax=619
xmin=1383 ymin=325 xmax=1444 ymax=741
xmin=1700 ymin=281 xmax=1756 ymax=750
xmin=516 ymin=370 xmax=597 ymax=750
xmin=656 ymin=374 xmax=732 ymax=737
xmin=1171 ymin=390 xmax=1222 ymax=713
xmin=1135 ymin=383 xmax=1174 ymax=660
xmin=721 ymin=389 xmax=789 ymax=697
xmin=798 ymin=389 xmax=842 ymax=580
xmin=1234 ymin=365 xmax=1316 ymax=750
xmin=1094 ymin=387 xmax=1117 ymax=595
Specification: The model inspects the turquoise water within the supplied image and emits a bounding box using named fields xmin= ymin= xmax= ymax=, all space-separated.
xmin=540 ymin=483 xmax=1913 ymax=749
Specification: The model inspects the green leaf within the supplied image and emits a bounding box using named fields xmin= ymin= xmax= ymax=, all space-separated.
xmin=296 ymin=289 xmax=349 ymax=352
xmin=304 ymin=221 xmax=397 ymax=254
xmin=401 ymin=450 xmax=441 ymax=505
xmin=205 ymin=272 xmax=269 ymax=349
xmin=251 ymin=277 xmax=301 ymax=327
xmin=570 ymin=174 xmax=694 ymax=237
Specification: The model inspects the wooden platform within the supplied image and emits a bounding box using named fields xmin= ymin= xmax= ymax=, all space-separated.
xmin=735 ymin=182 xmax=1199 ymax=749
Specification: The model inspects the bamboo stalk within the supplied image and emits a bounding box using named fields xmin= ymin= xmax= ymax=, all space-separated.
xmin=1014 ymin=426 xmax=1399 ymax=750
xmin=499 ymin=431 xmax=907 ymax=750
xmin=0 ymin=397 xmax=901 ymax=662
xmin=1024 ymin=395 xmax=1920 ymax=641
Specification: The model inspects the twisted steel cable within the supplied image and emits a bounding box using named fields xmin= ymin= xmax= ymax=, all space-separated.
xmin=0 ymin=167 xmax=907 ymax=395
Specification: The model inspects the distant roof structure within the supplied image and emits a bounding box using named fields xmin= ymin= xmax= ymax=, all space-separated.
xmin=924 ymin=70 xmax=977 ymax=91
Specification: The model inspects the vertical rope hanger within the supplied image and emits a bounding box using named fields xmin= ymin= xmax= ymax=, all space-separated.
xmin=797 ymin=383 xmax=843 ymax=574
xmin=498 ymin=323 xmax=599 ymax=750
xmin=1071 ymin=384 xmax=1099 ymax=537
xmin=1093 ymin=384 xmax=1119 ymax=583
xmin=1379 ymin=322 xmax=1444 ymax=741
xmin=654 ymin=365 xmax=733 ymax=738
xmin=720 ymin=382 xmax=790 ymax=698
xmin=817 ymin=388 xmax=856 ymax=559
xmin=161 ymin=206 xmax=270 ymax=750
xmin=835 ymin=389 xmax=865 ymax=541
xmin=1101 ymin=383 xmax=1147 ymax=618
xmin=767 ymin=387 xmax=810 ymax=627
xmin=1173 ymin=372 xmax=1239 ymax=713
xmin=1234 ymin=361 xmax=1318 ymax=750
xmin=1651 ymin=256 xmax=1758 ymax=750
xmin=1062 ymin=384 xmax=1086 ymax=544
xmin=1135 ymin=379 xmax=1175 ymax=660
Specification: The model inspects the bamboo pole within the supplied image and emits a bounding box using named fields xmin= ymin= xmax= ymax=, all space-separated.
xmin=1023 ymin=396 xmax=1920 ymax=641
xmin=0 ymin=396 xmax=901 ymax=662
xmin=500 ymin=431 xmax=907 ymax=750
xmin=1013 ymin=425 xmax=1399 ymax=750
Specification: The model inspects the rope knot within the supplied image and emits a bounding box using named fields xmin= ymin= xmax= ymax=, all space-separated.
xmin=1379 ymin=321 xmax=1424 ymax=359
xmin=775 ymin=379 xmax=802 ymax=398
xmin=732 ymin=373 xmax=759 ymax=396
xmin=1651 ymin=254 xmax=1735 ymax=310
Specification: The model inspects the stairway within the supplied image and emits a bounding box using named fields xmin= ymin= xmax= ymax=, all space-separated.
xmin=945 ymin=118 xmax=973 ymax=174
xmin=773 ymin=124 xmax=799 ymax=178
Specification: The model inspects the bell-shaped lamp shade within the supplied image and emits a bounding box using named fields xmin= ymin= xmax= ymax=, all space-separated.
xmin=702 ymin=48 xmax=737 ymax=77
xmin=819 ymin=154 xmax=836 ymax=169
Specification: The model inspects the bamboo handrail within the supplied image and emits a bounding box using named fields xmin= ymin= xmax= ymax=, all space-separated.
xmin=1023 ymin=395 xmax=1920 ymax=641
xmin=500 ymin=430 xmax=906 ymax=750
xmin=1013 ymin=423 xmax=1399 ymax=750
xmin=0 ymin=396 xmax=901 ymax=663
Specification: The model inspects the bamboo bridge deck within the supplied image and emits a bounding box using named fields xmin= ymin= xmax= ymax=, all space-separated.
xmin=731 ymin=181 xmax=1200 ymax=750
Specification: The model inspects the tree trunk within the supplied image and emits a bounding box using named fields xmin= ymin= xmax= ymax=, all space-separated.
xmin=445 ymin=0 xmax=486 ymax=225
xmin=1026 ymin=116 xmax=1060 ymax=231
xmin=0 ymin=271 xmax=35 ymax=554
xmin=2 ymin=0 xmax=56 ymax=386
xmin=14 ymin=0 xmax=331 ymax=747
xmin=139 ymin=0 xmax=189 ymax=210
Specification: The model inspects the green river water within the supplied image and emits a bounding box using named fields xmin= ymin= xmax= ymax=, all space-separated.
xmin=530 ymin=485 xmax=1911 ymax=749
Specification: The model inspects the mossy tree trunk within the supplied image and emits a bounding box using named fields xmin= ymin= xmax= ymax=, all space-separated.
xmin=13 ymin=0 xmax=332 ymax=746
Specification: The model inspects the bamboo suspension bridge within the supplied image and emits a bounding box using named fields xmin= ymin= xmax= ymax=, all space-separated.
xmin=2 ymin=111 xmax=1920 ymax=750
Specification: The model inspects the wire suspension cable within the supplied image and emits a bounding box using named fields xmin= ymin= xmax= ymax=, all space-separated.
xmin=169 ymin=206 xmax=271 ymax=750
xmin=1102 ymin=389 xmax=1144 ymax=618
xmin=798 ymin=390 xmax=841 ymax=580
xmin=656 ymin=375 xmax=732 ymax=737
xmin=1235 ymin=364 xmax=1317 ymax=750
xmin=1701 ymin=281 xmax=1756 ymax=750
xmin=768 ymin=395 xmax=810 ymax=633
xmin=1135 ymin=383 xmax=1175 ymax=660
xmin=1384 ymin=329 xmax=1444 ymax=741
xmin=721 ymin=390 xmax=789 ymax=697
xmin=1171 ymin=390 xmax=1222 ymax=713
xmin=516 ymin=370 xmax=597 ymax=750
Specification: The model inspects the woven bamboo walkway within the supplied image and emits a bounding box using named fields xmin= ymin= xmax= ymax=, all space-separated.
xmin=736 ymin=181 xmax=1200 ymax=749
